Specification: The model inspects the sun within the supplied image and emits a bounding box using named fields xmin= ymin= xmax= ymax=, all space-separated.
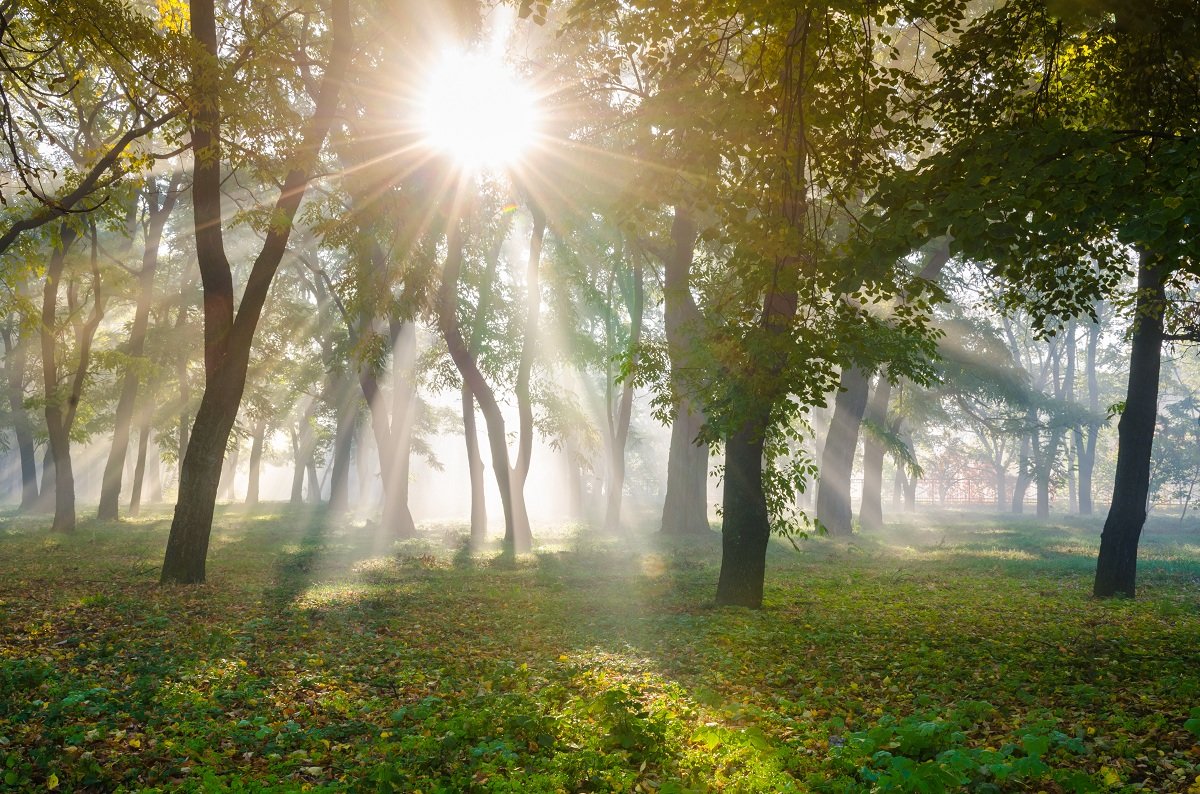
xmin=417 ymin=50 xmax=541 ymax=172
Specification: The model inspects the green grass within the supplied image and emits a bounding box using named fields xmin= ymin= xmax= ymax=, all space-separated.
xmin=1 ymin=506 xmax=1199 ymax=792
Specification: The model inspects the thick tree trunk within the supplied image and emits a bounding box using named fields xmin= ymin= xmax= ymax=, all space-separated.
xmin=462 ymin=384 xmax=488 ymax=547
xmin=1094 ymin=254 xmax=1165 ymax=598
xmin=1034 ymin=426 xmax=1053 ymax=519
xmin=1 ymin=324 xmax=39 ymax=510
xmin=816 ymin=366 xmax=870 ymax=536
xmin=245 ymin=416 xmax=266 ymax=506
xmin=858 ymin=374 xmax=891 ymax=533
xmin=98 ymin=174 xmax=179 ymax=520
xmin=160 ymin=0 xmax=350 ymax=584
xmin=715 ymin=410 xmax=771 ymax=607
xmin=660 ymin=207 xmax=710 ymax=535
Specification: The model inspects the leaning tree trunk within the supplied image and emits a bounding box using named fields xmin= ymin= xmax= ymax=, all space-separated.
xmin=660 ymin=207 xmax=710 ymax=536
xmin=160 ymin=0 xmax=349 ymax=584
xmin=858 ymin=374 xmax=891 ymax=533
xmin=816 ymin=366 xmax=870 ymax=536
xmin=438 ymin=222 xmax=522 ymax=552
xmin=326 ymin=376 xmax=357 ymax=514
xmin=129 ymin=422 xmax=151 ymax=516
xmin=1094 ymin=253 xmax=1165 ymax=598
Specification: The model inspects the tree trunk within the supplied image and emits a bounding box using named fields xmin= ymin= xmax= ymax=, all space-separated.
xmin=129 ymin=423 xmax=150 ymax=516
xmin=816 ymin=366 xmax=870 ymax=536
xmin=715 ymin=409 xmax=771 ymax=607
xmin=1094 ymin=254 xmax=1165 ymax=598
xmin=245 ymin=415 xmax=266 ymax=506
xmin=462 ymin=384 xmax=488 ymax=547
xmin=289 ymin=426 xmax=305 ymax=504
xmin=1 ymin=323 xmax=39 ymax=510
xmin=1079 ymin=312 xmax=1102 ymax=515
xmin=660 ymin=207 xmax=710 ymax=535
xmin=379 ymin=321 xmax=418 ymax=538
xmin=326 ymin=373 xmax=357 ymax=514
xmin=604 ymin=249 xmax=644 ymax=534
xmin=509 ymin=207 xmax=547 ymax=544
xmin=40 ymin=226 xmax=91 ymax=534
xmin=439 ymin=221 xmax=524 ymax=552
xmin=220 ymin=442 xmax=240 ymax=502
xmin=98 ymin=173 xmax=179 ymax=520
xmin=160 ymin=0 xmax=350 ymax=584
xmin=858 ymin=374 xmax=891 ymax=533
xmin=1011 ymin=430 xmax=1032 ymax=513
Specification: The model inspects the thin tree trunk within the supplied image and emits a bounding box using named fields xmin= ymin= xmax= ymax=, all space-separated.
xmin=1079 ymin=312 xmax=1102 ymax=515
xmin=1094 ymin=253 xmax=1165 ymax=598
xmin=858 ymin=374 xmax=891 ymax=533
xmin=462 ymin=384 xmax=488 ymax=547
xmin=1012 ymin=430 xmax=1032 ymax=513
xmin=1 ymin=323 xmax=39 ymax=510
xmin=604 ymin=249 xmax=644 ymax=534
xmin=509 ymin=207 xmax=547 ymax=544
xmin=98 ymin=173 xmax=180 ymax=520
xmin=816 ymin=366 xmax=870 ymax=536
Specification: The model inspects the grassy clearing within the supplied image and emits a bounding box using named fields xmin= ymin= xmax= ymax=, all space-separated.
xmin=1 ymin=507 xmax=1199 ymax=792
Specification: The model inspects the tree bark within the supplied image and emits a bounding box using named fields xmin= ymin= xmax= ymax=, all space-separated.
xmin=816 ymin=366 xmax=870 ymax=536
xmin=1094 ymin=253 xmax=1165 ymax=598
xmin=660 ymin=207 xmax=710 ymax=535
xmin=98 ymin=173 xmax=180 ymax=520
xmin=858 ymin=374 xmax=891 ymax=533
xmin=160 ymin=0 xmax=350 ymax=583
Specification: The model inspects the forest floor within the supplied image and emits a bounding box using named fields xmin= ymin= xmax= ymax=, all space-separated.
xmin=1 ymin=507 xmax=1199 ymax=793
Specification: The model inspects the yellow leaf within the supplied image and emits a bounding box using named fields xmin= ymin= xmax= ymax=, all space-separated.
xmin=46 ymin=774 xmax=59 ymax=790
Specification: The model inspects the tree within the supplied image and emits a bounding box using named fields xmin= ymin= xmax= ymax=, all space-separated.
xmin=160 ymin=0 xmax=352 ymax=584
